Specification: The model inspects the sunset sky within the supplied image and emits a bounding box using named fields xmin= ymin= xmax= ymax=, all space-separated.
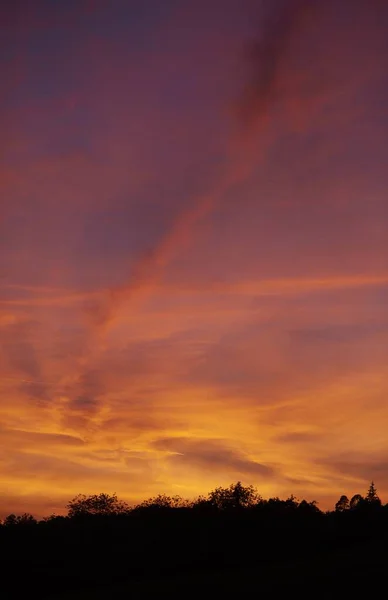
xmin=1 ymin=0 xmax=387 ymax=517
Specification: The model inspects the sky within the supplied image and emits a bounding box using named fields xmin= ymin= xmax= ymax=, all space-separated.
xmin=0 ymin=0 xmax=387 ymax=517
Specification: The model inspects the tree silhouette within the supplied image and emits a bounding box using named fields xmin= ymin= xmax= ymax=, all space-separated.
xmin=3 ymin=513 xmax=37 ymax=526
xmin=349 ymin=494 xmax=364 ymax=510
xmin=208 ymin=481 xmax=260 ymax=510
xmin=67 ymin=493 xmax=129 ymax=517
xmin=134 ymin=494 xmax=189 ymax=511
xmin=297 ymin=499 xmax=321 ymax=515
xmin=335 ymin=495 xmax=350 ymax=512
xmin=366 ymin=481 xmax=381 ymax=505
xmin=284 ymin=494 xmax=299 ymax=510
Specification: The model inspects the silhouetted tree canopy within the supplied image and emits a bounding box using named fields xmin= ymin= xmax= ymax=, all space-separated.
xmin=335 ymin=495 xmax=350 ymax=512
xmin=66 ymin=493 xmax=129 ymax=517
xmin=350 ymin=493 xmax=364 ymax=510
xmin=3 ymin=513 xmax=37 ymax=526
xmin=207 ymin=481 xmax=261 ymax=510
xmin=133 ymin=494 xmax=190 ymax=511
xmin=2 ymin=481 xmax=385 ymax=527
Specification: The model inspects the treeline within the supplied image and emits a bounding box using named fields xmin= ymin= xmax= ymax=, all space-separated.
xmin=0 ymin=480 xmax=384 ymax=525
xmin=1 ymin=481 xmax=387 ymax=598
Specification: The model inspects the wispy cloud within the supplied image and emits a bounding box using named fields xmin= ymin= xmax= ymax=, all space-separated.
xmin=153 ymin=436 xmax=275 ymax=478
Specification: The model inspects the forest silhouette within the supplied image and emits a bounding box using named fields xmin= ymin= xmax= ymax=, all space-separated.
xmin=1 ymin=481 xmax=387 ymax=598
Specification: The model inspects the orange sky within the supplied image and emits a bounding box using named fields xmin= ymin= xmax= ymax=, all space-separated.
xmin=1 ymin=0 xmax=387 ymax=517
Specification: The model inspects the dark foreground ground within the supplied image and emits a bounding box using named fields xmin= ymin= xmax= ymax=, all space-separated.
xmin=2 ymin=511 xmax=387 ymax=599
xmin=53 ymin=547 xmax=388 ymax=600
